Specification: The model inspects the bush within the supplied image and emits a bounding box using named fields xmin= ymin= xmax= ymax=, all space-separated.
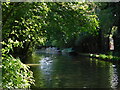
xmin=2 ymin=38 xmax=35 ymax=88
xmin=2 ymin=55 xmax=35 ymax=88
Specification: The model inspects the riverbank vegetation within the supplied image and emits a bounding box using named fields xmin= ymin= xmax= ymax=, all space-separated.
xmin=2 ymin=2 xmax=120 ymax=88
xmin=90 ymin=53 xmax=120 ymax=62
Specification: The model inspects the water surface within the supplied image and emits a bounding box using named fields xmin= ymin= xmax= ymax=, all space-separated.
xmin=25 ymin=51 xmax=120 ymax=89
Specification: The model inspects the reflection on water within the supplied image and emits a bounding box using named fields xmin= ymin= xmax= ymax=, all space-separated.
xmin=39 ymin=57 xmax=53 ymax=87
xmin=110 ymin=64 xmax=119 ymax=89
xmin=25 ymin=52 xmax=120 ymax=89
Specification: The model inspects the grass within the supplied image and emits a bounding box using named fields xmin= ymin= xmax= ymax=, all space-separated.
xmin=89 ymin=53 xmax=120 ymax=62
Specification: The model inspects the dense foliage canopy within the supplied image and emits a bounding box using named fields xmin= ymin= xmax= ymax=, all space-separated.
xmin=2 ymin=2 xmax=120 ymax=88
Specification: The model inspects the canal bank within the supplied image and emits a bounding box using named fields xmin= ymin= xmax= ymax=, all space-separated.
xmin=36 ymin=47 xmax=120 ymax=63
xmin=78 ymin=53 xmax=120 ymax=63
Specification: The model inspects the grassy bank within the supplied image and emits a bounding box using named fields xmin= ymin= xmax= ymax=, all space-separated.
xmin=79 ymin=53 xmax=120 ymax=63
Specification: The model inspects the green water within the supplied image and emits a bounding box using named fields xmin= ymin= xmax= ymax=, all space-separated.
xmin=25 ymin=51 xmax=120 ymax=89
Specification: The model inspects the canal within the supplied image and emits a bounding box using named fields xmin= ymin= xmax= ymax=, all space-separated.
xmin=25 ymin=50 xmax=120 ymax=89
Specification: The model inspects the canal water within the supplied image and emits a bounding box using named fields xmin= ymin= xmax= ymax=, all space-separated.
xmin=25 ymin=50 xmax=120 ymax=89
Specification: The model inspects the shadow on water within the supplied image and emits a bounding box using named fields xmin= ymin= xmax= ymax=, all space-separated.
xmin=25 ymin=51 xmax=120 ymax=89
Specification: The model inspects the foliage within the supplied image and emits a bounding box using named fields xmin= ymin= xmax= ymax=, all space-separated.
xmin=2 ymin=55 xmax=35 ymax=88
xmin=2 ymin=2 xmax=41 ymax=88
xmin=90 ymin=53 xmax=120 ymax=61
xmin=2 ymin=2 xmax=48 ymax=55
xmin=99 ymin=54 xmax=120 ymax=61
xmin=2 ymin=2 xmax=100 ymax=50
xmin=44 ymin=2 xmax=99 ymax=48
xmin=3 ymin=2 xmax=100 ymax=49
xmin=2 ymin=38 xmax=35 ymax=88
xmin=2 ymin=2 xmax=110 ymax=88
xmin=95 ymin=2 xmax=120 ymax=53
xmin=96 ymin=3 xmax=116 ymax=36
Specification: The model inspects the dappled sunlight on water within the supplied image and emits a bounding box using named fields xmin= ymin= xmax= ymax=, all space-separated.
xmin=25 ymin=52 xmax=120 ymax=88
xmin=109 ymin=64 xmax=119 ymax=89
xmin=39 ymin=57 xmax=53 ymax=83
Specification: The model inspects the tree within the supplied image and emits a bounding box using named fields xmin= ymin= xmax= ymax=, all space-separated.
xmin=44 ymin=2 xmax=99 ymax=49
xmin=96 ymin=2 xmax=120 ymax=55
xmin=2 ymin=2 xmax=100 ymax=88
